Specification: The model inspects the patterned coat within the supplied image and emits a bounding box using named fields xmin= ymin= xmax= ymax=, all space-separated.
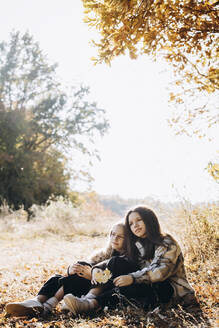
xmin=89 ymin=244 xmax=115 ymax=266
xmin=129 ymin=234 xmax=195 ymax=299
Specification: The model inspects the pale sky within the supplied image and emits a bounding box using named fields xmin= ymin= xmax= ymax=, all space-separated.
xmin=0 ymin=0 xmax=218 ymax=203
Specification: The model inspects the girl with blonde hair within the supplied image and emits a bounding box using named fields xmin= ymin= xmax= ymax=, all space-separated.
xmin=6 ymin=222 xmax=126 ymax=316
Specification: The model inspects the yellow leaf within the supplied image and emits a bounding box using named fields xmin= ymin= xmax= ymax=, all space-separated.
xmin=94 ymin=268 xmax=112 ymax=284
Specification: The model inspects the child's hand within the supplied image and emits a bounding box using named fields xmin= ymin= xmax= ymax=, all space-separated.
xmin=75 ymin=264 xmax=92 ymax=280
xmin=68 ymin=263 xmax=78 ymax=275
xmin=67 ymin=263 xmax=92 ymax=280
xmin=91 ymin=268 xmax=103 ymax=285
xmin=113 ymin=275 xmax=133 ymax=287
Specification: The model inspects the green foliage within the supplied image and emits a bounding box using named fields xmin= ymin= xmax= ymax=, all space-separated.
xmin=0 ymin=109 xmax=70 ymax=210
xmin=0 ymin=31 xmax=109 ymax=211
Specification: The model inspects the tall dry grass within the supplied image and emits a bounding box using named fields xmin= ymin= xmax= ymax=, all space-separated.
xmin=1 ymin=197 xmax=218 ymax=265
xmin=181 ymin=203 xmax=218 ymax=265
xmin=0 ymin=194 xmax=119 ymax=240
xmin=166 ymin=201 xmax=219 ymax=267
xmin=0 ymin=197 xmax=218 ymax=327
xmin=162 ymin=200 xmax=219 ymax=319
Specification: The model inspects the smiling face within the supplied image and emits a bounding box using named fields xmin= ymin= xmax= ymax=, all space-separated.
xmin=128 ymin=211 xmax=147 ymax=238
xmin=110 ymin=225 xmax=125 ymax=252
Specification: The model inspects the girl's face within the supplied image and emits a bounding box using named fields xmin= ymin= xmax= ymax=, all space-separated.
xmin=110 ymin=225 xmax=125 ymax=252
xmin=128 ymin=211 xmax=147 ymax=238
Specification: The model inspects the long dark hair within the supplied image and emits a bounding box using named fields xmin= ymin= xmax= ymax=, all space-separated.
xmin=125 ymin=206 xmax=164 ymax=262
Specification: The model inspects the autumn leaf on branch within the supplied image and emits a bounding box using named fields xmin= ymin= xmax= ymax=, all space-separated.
xmin=82 ymin=0 xmax=219 ymax=132
xmin=82 ymin=0 xmax=219 ymax=181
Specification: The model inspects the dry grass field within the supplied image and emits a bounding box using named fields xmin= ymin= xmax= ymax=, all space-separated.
xmin=0 ymin=197 xmax=218 ymax=327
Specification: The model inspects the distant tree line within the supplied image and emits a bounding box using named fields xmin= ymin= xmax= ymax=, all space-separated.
xmin=98 ymin=194 xmax=219 ymax=217
xmin=0 ymin=31 xmax=109 ymax=213
xmin=99 ymin=194 xmax=164 ymax=216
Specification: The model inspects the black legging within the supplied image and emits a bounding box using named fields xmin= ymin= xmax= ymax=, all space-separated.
xmin=96 ymin=256 xmax=174 ymax=309
xmin=38 ymin=262 xmax=92 ymax=298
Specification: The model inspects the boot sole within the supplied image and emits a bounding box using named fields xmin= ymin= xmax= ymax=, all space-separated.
xmin=6 ymin=303 xmax=43 ymax=316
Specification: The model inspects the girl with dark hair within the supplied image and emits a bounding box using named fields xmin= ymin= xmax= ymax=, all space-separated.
xmin=123 ymin=206 xmax=195 ymax=303
xmin=64 ymin=206 xmax=195 ymax=315
xmin=5 ymin=222 xmax=126 ymax=317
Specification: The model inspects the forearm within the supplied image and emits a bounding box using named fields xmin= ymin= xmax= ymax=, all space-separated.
xmin=92 ymin=259 xmax=108 ymax=271
xmin=130 ymin=243 xmax=181 ymax=284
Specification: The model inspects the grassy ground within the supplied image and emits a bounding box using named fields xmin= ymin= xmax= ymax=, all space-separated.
xmin=0 ymin=199 xmax=218 ymax=327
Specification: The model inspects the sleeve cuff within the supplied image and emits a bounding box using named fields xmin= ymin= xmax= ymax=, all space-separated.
xmin=129 ymin=274 xmax=136 ymax=284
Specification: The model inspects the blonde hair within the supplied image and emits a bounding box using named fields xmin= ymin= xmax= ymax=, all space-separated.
xmin=89 ymin=221 xmax=125 ymax=265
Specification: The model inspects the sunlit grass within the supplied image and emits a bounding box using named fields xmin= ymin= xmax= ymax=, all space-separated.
xmin=0 ymin=197 xmax=218 ymax=327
